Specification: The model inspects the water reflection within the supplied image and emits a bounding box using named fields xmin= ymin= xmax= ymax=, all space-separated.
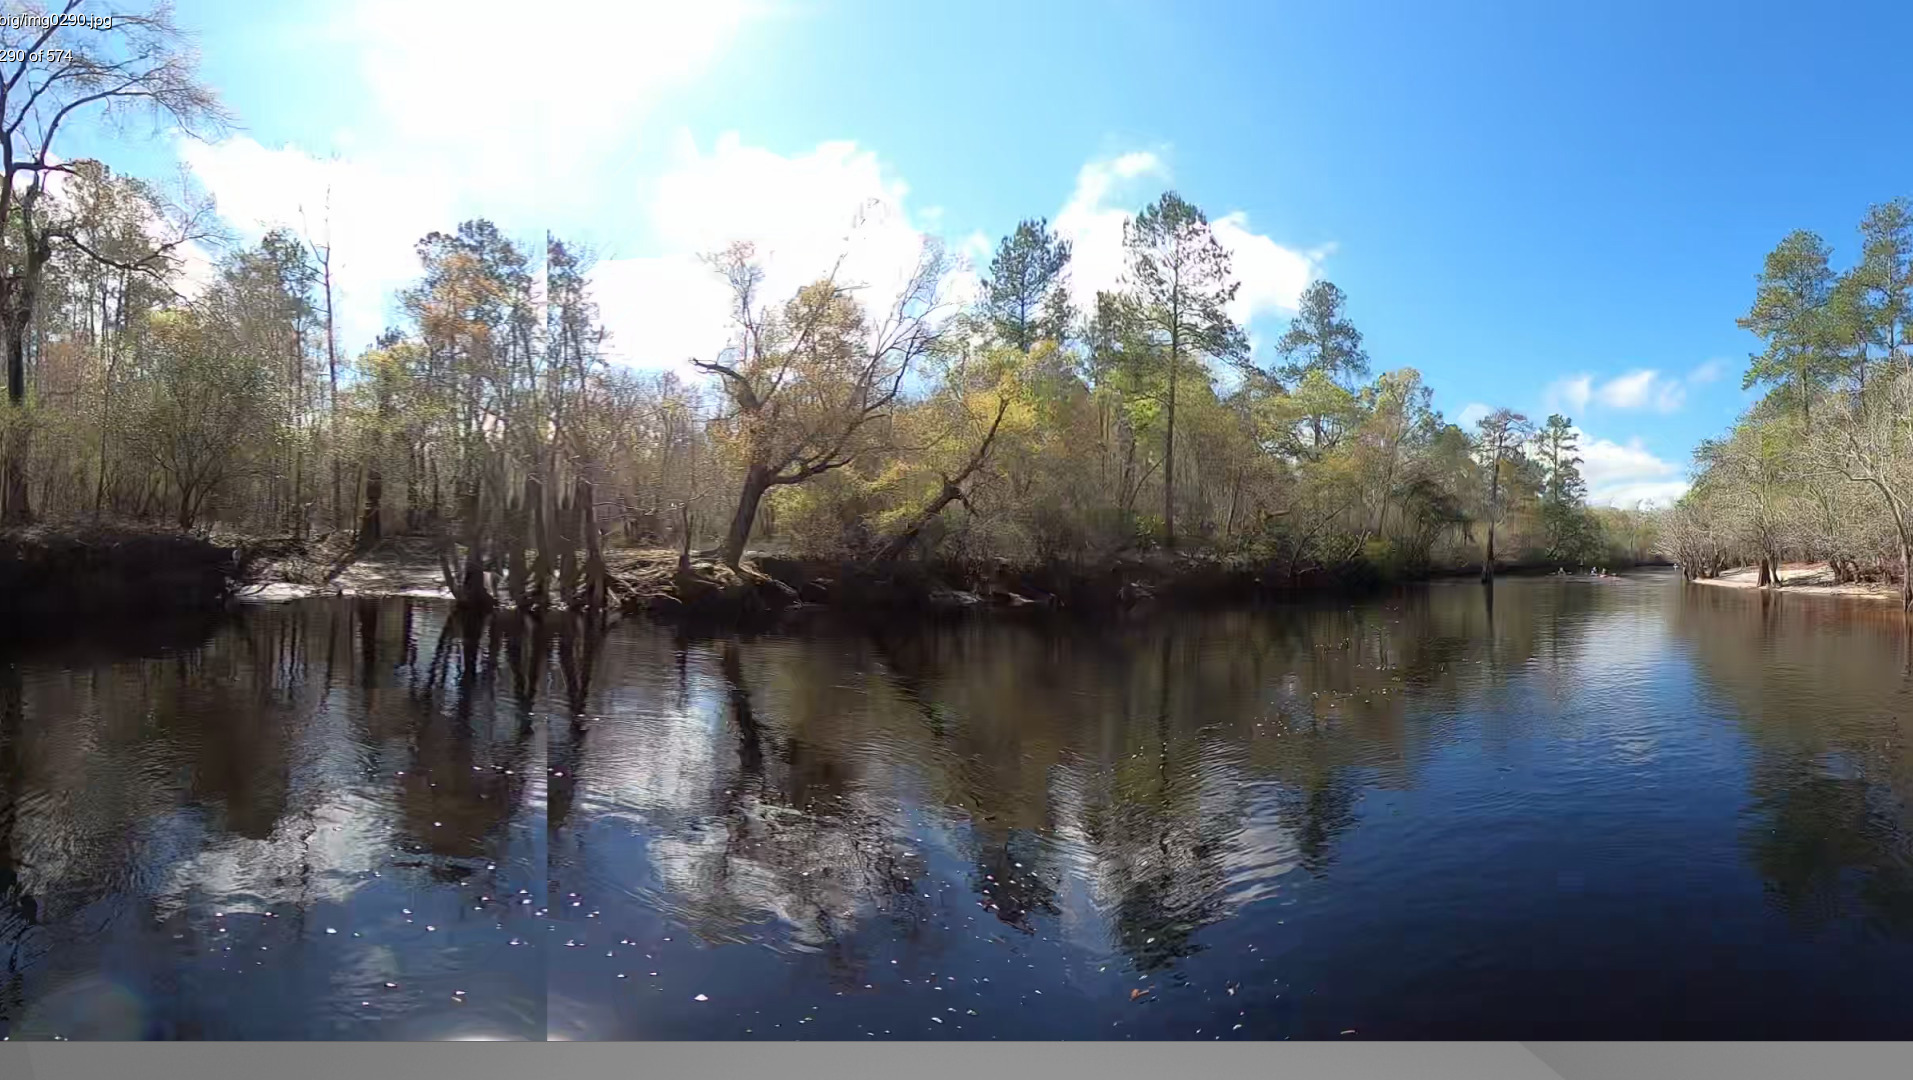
xmin=7 ymin=576 xmax=1913 ymax=1038
xmin=0 ymin=599 xmax=546 ymax=1040
xmin=551 ymin=576 xmax=1913 ymax=1039
xmin=1670 ymin=587 xmax=1913 ymax=941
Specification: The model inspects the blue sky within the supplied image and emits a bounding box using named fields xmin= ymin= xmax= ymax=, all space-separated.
xmin=78 ymin=0 xmax=1913 ymax=505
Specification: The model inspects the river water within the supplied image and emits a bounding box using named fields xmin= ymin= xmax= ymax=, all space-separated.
xmin=4 ymin=571 xmax=1913 ymax=1039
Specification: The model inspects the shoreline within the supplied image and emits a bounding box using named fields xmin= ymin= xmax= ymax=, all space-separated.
xmin=0 ymin=525 xmax=244 ymax=619
xmin=0 ymin=525 xmax=1676 ymax=628
xmin=604 ymin=549 xmax=1676 ymax=627
xmin=1686 ymin=562 xmax=1906 ymax=603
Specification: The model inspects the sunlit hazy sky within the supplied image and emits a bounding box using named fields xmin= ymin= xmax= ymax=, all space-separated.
xmin=75 ymin=0 xmax=1913 ymax=506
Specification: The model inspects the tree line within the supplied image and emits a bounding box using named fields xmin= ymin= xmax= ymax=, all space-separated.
xmin=1667 ymin=199 xmax=1913 ymax=609
xmin=0 ymin=6 xmax=1665 ymax=615
xmin=664 ymin=194 xmax=1655 ymax=583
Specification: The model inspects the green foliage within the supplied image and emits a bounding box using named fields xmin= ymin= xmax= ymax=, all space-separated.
xmin=1266 ymin=369 xmax=1360 ymax=458
xmin=8 ymin=140 xmax=1719 ymax=592
xmin=1121 ymin=192 xmax=1249 ymax=368
xmin=1536 ymin=414 xmax=1585 ymax=506
xmin=765 ymin=470 xmax=882 ymax=557
xmin=1684 ymin=197 xmax=1913 ymax=604
xmin=1360 ymin=537 xmax=1411 ymax=581
xmin=1738 ymin=230 xmax=1840 ymax=420
xmin=981 ymin=218 xmax=1073 ymax=351
xmin=1276 ymin=280 xmax=1369 ymax=388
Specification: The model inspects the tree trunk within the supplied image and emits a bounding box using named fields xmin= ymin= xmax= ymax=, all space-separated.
xmin=1119 ymin=426 xmax=1136 ymax=520
xmin=1163 ymin=346 xmax=1178 ymax=549
xmin=2 ymin=325 xmax=28 ymax=525
xmin=1480 ymin=450 xmax=1501 ymax=585
xmin=874 ymin=395 xmax=1008 ymax=564
xmin=442 ymin=477 xmax=495 ymax=612
xmin=582 ymin=476 xmax=607 ymax=611
xmin=1223 ymin=469 xmax=1244 ymax=544
xmin=529 ymin=472 xmax=553 ymax=602
xmin=460 ymin=540 xmax=491 ymax=610
xmin=1900 ymin=533 xmax=1912 ymax=612
xmin=358 ymin=465 xmax=384 ymax=550
xmin=721 ymin=464 xmax=772 ymax=569
xmin=678 ymin=501 xmax=693 ymax=573
xmin=3 ymin=234 xmax=51 ymax=527
xmin=505 ymin=483 xmax=530 ymax=609
xmin=558 ymin=483 xmax=581 ymax=603
xmin=876 ymin=478 xmax=964 ymax=563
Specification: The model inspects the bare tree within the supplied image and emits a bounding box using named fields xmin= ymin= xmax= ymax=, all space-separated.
xmin=301 ymin=186 xmax=342 ymax=529
xmin=0 ymin=1 xmax=229 ymax=523
xmin=1815 ymin=378 xmax=1913 ymax=609
xmin=695 ymin=237 xmax=948 ymax=569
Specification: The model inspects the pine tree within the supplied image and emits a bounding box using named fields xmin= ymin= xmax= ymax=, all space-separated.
xmin=980 ymin=219 xmax=1072 ymax=352
xmin=1120 ymin=192 xmax=1246 ymax=548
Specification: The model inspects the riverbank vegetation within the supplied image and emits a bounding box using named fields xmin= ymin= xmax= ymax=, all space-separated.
xmin=1667 ymin=200 xmax=1913 ymax=610
xmin=0 ymin=7 xmax=1666 ymax=620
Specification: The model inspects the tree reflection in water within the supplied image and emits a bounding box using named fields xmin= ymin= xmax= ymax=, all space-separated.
xmin=5 ymin=575 xmax=1913 ymax=1038
xmin=559 ymin=584 xmax=1632 ymax=1034
xmin=0 ymin=600 xmax=545 ymax=1040
xmin=1670 ymin=586 xmax=1913 ymax=939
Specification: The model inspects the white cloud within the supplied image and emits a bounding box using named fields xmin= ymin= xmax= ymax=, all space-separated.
xmin=1211 ymin=213 xmax=1328 ymax=327
xmin=1054 ymin=152 xmax=1169 ymax=317
xmin=347 ymin=0 xmax=750 ymax=191
xmin=1654 ymin=379 xmax=1687 ymax=412
xmin=591 ymin=133 xmax=969 ymax=374
xmin=1588 ymin=368 xmax=1686 ymax=413
xmin=1544 ymin=374 xmax=1592 ymax=413
xmin=1577 ymin=428 xmax=1688 ymax=507
xmin=1052 ymin=151 xmax=1325 ymax=326
xmin=1548 ymin=367 xmax=1708 ymax=417
xmin=589 ymin=255 xmax=733 ymax=375
xmin=1455 ymin=402 xmax=1492 ymax=429
xmin=1595 ymin=369 xmax=1659 ymax=409
xmin=178 ymin=1 xmax=757 ymax=355
xmin=596 ymin=143 xmax=1327 ymax=379
xmin=959 ymin=230 xmax=992 ymax=268
xmin=179 ymin=137 xmax=462 ymax=352
xmin=1687 ymin=358 xmax=1728 ymax=384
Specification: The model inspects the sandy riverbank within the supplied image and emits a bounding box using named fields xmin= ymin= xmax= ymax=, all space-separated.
xmin=1689 ymin=562 xmax=1905 ymax=602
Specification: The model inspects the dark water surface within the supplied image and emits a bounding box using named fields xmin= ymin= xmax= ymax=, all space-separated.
xmin=6 ymin=572 xmax=1913 ymax=1039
